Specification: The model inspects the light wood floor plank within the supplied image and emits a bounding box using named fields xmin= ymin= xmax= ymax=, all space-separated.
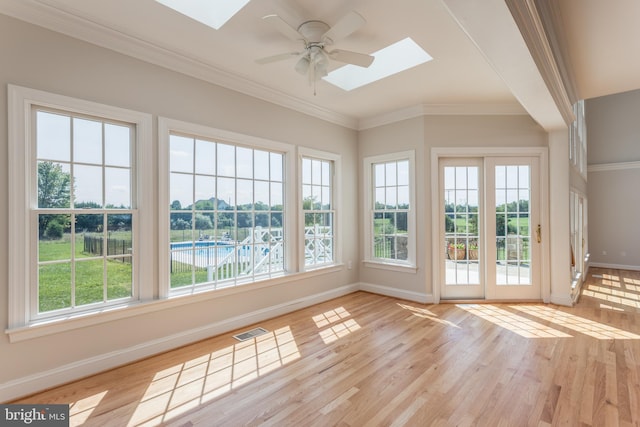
xmin=11 ymin=267 xmax=640 ymax=426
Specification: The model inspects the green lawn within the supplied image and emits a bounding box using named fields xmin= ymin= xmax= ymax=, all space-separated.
xmin=451 ymin=215 xmax=530 ymax=235
xmin=38 ymin=235 xmax=132 ymax=313
xmin=503 ymin=216 xmax=530 ymax=234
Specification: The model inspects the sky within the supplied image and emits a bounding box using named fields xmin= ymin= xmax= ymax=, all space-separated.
xmin=37 ymin=110 xmax=132 ymax=208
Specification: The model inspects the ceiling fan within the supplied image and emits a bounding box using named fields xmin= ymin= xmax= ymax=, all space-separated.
xmin=256 ymin=11 xmax=374 ymax=88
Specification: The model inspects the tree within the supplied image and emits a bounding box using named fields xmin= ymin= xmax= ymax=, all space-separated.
xmin=45 ymin=219 xmax=64 ymax=239
xmin=38 ymin=161 xmax=72 ymax=238
xmin=172 ymin=218 xmax=190 ymax=231
xmin=38 ymin=161 xmax=71 ymax=208
xmin=194 ymin=199 xmax=214 ymax=211
xmin=445 ymin=215 xmax=455 ymax=233
xmin=195 ymin=213 xmax=213 ymax=230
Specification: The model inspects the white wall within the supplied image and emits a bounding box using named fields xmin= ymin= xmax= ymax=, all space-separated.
xmin=0 ymin=14 xmax=360 ymax=400
xmin=358 ymin=115 xmax=547 ymax=300
xmin=548 ymin=129 xmax=573 ymax=305
xmin=586 ymin=91 xmax=640 ymax=270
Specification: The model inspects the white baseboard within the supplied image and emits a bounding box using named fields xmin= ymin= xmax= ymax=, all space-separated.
xmin=359 ymin=282 xmax=433 ymax=304
xmin=0 ymin=283 xmax=360 ymax=402
xmin=589 ymin=262 xmax=640 ymax=272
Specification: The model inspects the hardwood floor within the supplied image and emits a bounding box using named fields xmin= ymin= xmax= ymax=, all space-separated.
xmin=13 ymin=267 xmax=640 ymax=426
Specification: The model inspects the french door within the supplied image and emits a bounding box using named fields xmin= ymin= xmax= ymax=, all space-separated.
xmin=439 ymin=156 xmax=541 ymax=300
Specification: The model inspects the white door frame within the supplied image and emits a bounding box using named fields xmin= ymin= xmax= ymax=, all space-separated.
xmin=430 ymin=147 xmax=549 ymax=303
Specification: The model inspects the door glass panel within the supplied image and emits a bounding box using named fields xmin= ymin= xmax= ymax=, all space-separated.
xmin=495 ymin=165 xmax=531 ymax=285
xmin=444 ymin=166 xmax=480 ymax=285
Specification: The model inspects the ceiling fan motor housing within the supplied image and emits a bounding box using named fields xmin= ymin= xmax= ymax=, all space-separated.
xmin=297 ymin=20 xmax=332 ymax=44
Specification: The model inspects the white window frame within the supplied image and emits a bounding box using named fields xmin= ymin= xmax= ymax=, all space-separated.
xmin=298 ymin=147 xmax=342 ymax=271
xmin=570 ymin=189 xmax=588 ymax=289
xmin=363 ymin=150 xmax=416 ymax=272
xmin=569 ymin=100 xmax=587 ymax=179
xmin=7 ymin=85 xmax=153 ymax=333
xmin=158 ymin=117 xmax=296 ymax=298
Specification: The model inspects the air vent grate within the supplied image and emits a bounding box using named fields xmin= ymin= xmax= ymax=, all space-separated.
xmin=233 ymin=327 xmax=269 ymax=342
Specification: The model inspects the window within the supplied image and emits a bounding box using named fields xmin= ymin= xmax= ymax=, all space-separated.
xmin=324 ymin=37 xmax=433 ymax=91
xmin=570 ymin=190 xmax=588 ymax=287
xmin=570 ymin=100 xmax=587 ymax=177
xmin=35 ymin=110 xmax=136 ymax=314
xmin=154 ymin=0 xmax=250 ymax=30
xmin=363 ymin=151 xmax=416 ymax=270
xmin=160 ymin=119 xmax=295 ymax=295
xmin=8 ymin=85 xmax=152 ymax=329
xmin=300 ymin=148 xmax=340 ymax=269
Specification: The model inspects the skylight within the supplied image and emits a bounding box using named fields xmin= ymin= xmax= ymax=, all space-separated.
xmin=324 ymin=37 xmax=433 ymax=91
xmin=155 ymin=0 xmax=250 ymax=30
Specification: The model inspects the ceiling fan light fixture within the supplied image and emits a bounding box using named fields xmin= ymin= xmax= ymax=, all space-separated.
xmin=312 ymin=48 xmax=329 ymax=78
xmin=295 ymin=55 xmax=310 ymax=75
xmin=258 ymin=10 xmax=373 ymax=90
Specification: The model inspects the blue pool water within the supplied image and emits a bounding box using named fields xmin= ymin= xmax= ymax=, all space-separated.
xmin=171 ymin=241 xmax=234 ymax=258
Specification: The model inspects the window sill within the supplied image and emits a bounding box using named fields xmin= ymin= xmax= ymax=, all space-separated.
xmin=304 ymin=263 xmax=345 ymax=273
xmin=363 ymin=260 xmax=417 ymax=274
xmin=5 ymin=265 xmax=345 ymax=343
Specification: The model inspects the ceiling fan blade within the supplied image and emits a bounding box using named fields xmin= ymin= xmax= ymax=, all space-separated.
xmin=256 ymin=52 xmax=301 ymax=64
xmin=322 ymin=11 xmax=366 ymax=44
xmin=328 ymin=49 xmax=374 ymax=68
xmin=262 ymin=14 xmax=305 ymax=42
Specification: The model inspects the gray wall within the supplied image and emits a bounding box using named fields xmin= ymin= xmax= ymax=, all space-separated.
xmin=587 ymin=90 xmax=640 ymax=164
xmin=586 ymin=90 xmax=640 ymax=269
xmin=0 ymin=14 xmax=359 ymax=398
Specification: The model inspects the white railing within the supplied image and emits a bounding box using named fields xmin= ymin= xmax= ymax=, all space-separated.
xmin=173 ymin=225 xmax=334 ymax=280
xmin=304 ymin=224 xmax=333 ymax=265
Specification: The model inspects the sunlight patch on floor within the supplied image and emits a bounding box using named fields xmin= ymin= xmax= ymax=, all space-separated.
xmin=511 ymin=305 xmax=640 ymax=340
xmin=583 ymin=287 xmax=640 ymax=309
xmin=623 ymin=277 xmax=640 ymax=289
xmin=598 ymin=303 xmax=626 ymax=312
xmin=69 ymin=390 xmax=108 ymax=426
xmin=126 ymin=326 xmax=300 ymax=426
xmin=313 ymin=306 xmax=361 ymax=344
xmin=586 ymin=283 xmax=640 ymax=300
xmin=458 ymin=304 xmax=572 ymax=338
xmin=397 ymin=303 xmax=461 ymax=328
xmin=312 ymin=306 xmax=351 ymax=328
xmin=319 ymin=319 xmax=361 ymax=344
xmin=602 ymin=274 xmax=620 ymax=287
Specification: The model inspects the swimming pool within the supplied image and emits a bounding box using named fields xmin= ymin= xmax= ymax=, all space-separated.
xmin=171 ymin=241 xmax=235 ymax=258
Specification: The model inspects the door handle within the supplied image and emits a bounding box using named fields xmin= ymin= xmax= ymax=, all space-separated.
xmin=536 ymin=224 xmax=541 ymax=243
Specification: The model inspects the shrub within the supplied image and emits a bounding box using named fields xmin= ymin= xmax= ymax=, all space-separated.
xmin=45 ymin=220 xmax=64 ymax=240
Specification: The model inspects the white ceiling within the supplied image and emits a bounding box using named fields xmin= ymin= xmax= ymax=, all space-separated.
xmin=2 ymin=0 xmax=637 ymax=129
xmin=555 ymin=0 xmax=640 ymax=101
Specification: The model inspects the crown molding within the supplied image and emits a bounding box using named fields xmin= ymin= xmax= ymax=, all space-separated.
xmin=505 ymin=0 xmax=575 ymax=125
xmin=588 ymin=161 xmax=640 ymax=173
xmin=534 ymin=0 xmax=580 ymax=104
xmin=357 ymin=103 xmax=527 ymax=130
xmin=0 ymin=0 xmax=359 ymax=129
